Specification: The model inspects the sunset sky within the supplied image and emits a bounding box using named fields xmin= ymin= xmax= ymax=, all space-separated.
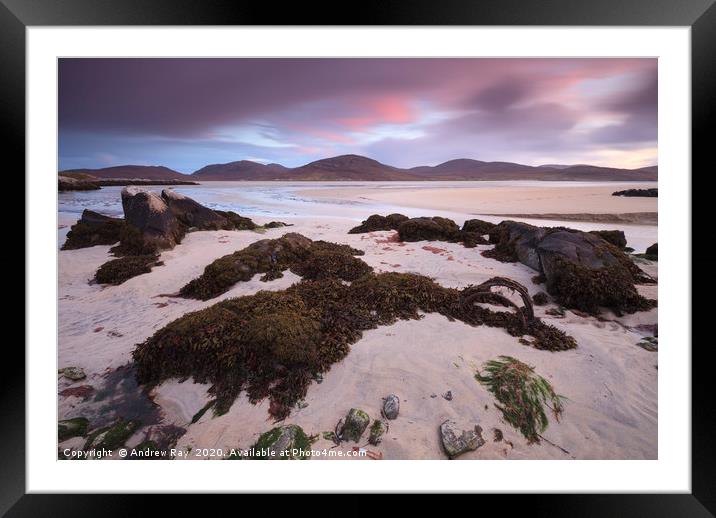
xmin=58 ymin=58 xmax=657 ymax=173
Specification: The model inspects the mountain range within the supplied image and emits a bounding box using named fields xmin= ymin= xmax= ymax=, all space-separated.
xmin=60 ymin=155 xmax=658 ymax=182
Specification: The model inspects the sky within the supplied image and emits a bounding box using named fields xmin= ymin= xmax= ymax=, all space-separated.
xmin=58 ymin=58 xmax=657 ymax=173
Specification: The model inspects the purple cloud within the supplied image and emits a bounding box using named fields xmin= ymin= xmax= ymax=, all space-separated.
xmin=58 ymin=58 xmax=657 ymax=172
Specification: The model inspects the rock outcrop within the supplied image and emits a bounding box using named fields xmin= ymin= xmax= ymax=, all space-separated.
xmin=118 ymin=187 xmax=186 ymax=254
xmin=348 ymin=213 xmax=409 ymax=233
xmin=161 ymin=189 xmax=230 ymax=230
xmin=484 ymin=221 xmax=655 ymax=314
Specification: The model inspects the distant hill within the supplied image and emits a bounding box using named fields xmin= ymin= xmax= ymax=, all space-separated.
xmin=192 ymin=160 xmax=289 ymax=181
xmin=59 ymin=165 xmax=189 ymax=181
xmin=60 ymin=156 xmax=658 ymax=182
xmin=189 ymin=155 xmax=656 ymax=181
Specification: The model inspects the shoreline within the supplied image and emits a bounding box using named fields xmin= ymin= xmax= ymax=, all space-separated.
xmin=476 ymin=212 xmax=657 ymax=225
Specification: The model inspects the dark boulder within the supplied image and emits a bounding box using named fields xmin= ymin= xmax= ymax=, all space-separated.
xmin=484 ymin=220 xmax=546 ymax=270
xmin=645 ymin=243 xmax=658 ymax=257
xmin=62 ymin=209 xmax=125 ymax=250
xmin=484 ymin=221 xmax=655 ymax=315
xmin=348 ymin=213 xmax=408 ymax=233
xmin=398 ymin=216 xmax=462 ymax=242
xmin=118 ymin=187 xmax=185 ymax=254
xmin=462 ymin=218 xmax=496 ymax=235
xmin=161 ymin=189 xmax=229 ymax=230
xmin=589 ymin=229 xmax=627 ymax=249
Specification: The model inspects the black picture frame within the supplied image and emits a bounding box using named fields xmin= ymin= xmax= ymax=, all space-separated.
xmin=4 ymin=0 xmax=711 ymax=514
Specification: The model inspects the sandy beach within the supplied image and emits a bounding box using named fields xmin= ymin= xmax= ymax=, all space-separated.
xmin=298 ymin=182 xmax=657 ymax=223
xmin=58 ymin=184 xmax=658 ymax=460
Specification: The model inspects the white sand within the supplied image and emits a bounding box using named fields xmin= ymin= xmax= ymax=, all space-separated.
xmin=58 ymin=213 xmax=658 ymax=460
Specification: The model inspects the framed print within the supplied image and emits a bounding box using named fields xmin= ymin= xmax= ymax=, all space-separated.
xmin=4 ymin=0 xmax=712 ymax=514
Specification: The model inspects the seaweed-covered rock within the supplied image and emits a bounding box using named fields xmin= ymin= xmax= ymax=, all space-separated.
xmin=62 ymin=209 xmax=125 ymax=250
xmin=264 ymin=221 xmax=291 ymax=229
xmin=180 ymin=235 xmax=370 ymax=300
xmin=291 ymin=248 xmax=372 ymax=281
xmin=58 ymin=175 xmax=101 ymax=192
xmin=119 ymin=187 xmax=185 ymax=254
xmin=214 ymin=210 xmax=258 ymax=230
xmin=440 ymin=420 xmax=485 ymax=459
xmin=462 ymin=219 xmax=496 ymax=236
xmin=484 ymin=221 xmax=655 ymax=315
xmin=348 ymin=213 xmax=408 ymax=233
xmin=589 ymin=229 xmax=627 ymax=249
xmin=250 ymin=424 xmax=311 ymax=460
xmin=94 ymin=254 xmax=161 ymax=285
xmin=537 ymin=230 xmax=654 ymax=314
xmin=382 ymin=394 xmax=400 ymax=420
xmin=84 ymin=418 xmax=140 ymax=450
xmin=484 ymin=220 xmax=546 ymax=269
xmin=59 ymin=417 xmax=89 ymax=442
xmin=179 ymin=233 xmax=313 ymax=300
xmin=59 ymin=366 xmax=86 ymax=381
xmin=339 ymin=408 xmax=370 ymax=442
xmin=398 ymin=216 xmax=462 ymax=243
xmin=368 ymin=419 xmax=387 ymax=446
xmin=161 ymin=189 xmax=229 ymax=230
xmin=612 ymin=188 xmax=657 ymax=197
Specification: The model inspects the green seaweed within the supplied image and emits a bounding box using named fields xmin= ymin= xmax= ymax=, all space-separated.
xmin=476 ymin=356 xmax=564 ymax=443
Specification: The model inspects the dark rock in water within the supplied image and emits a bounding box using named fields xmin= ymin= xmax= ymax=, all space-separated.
xmin=398 ymin=216 xmax=462 ymax=242
xmin=532 ymin=292 xmax=549 ymax=306
xmin=59 ymin=366 xmax=86 ymax=381
xmin=59 ymin=417 xmax=89 ymax=441
xmin=462 ymin=219 xmax=496 ymax=236
xmin=382 ymin=394 xmax=400 ymax=420
xmin=484 ymin=220 xmax=655 ymax=315
xmin=214 ymin=210 xmax=258 ymax=231
xmin=339 ymin=408 xmax=370 ymax=442
xmin=612 ymin=188 xmax=657 ymax=197
xmin=161 ymin=189 xmax=230 ymax=230
xmin=645 ymin=243 xmax=658 ymax=257
xmin=118 ymin=187 xmax=185 ymax=254
xmin=249 ymin=424 xmax=311 ymax=459
xmin=442 ymin=390 xmax=453 ymax=401
xmin=348 ymin=213 xmax=409 ymax=233
xmin=368 ymin=419 xmax=387 ymax=446
xmin=62 ymin=209 xmax=125 ymax=250
xmin=95 ymin=254 xmax=161 ymax=285
xmin=440 ymin=420 xmax=485 ymax=459
xmin=84 ymin=418 xmax=141 ymax=450
xmin=589 ymin=229 xmax=627 ymax=249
